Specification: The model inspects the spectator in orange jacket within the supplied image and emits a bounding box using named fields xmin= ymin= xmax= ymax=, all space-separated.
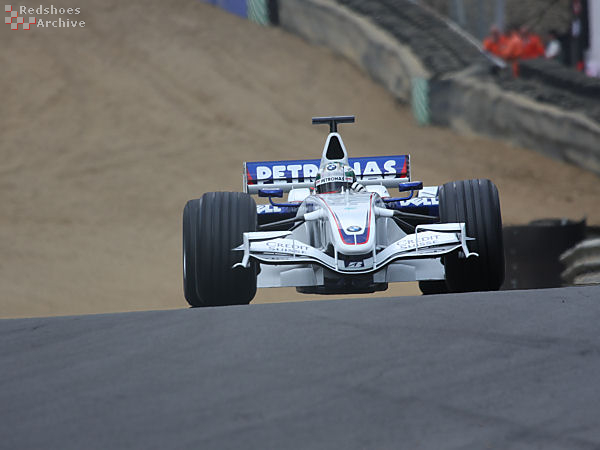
xmin=483 ymin=25 xmax=507 ymax=57
xmin=501 ymin=27 xmax=524 ymax=60
xmin=501 ymin=26 xmax=524 ymax=76
xmin=520 ymin=26 xmax=545 ymax=59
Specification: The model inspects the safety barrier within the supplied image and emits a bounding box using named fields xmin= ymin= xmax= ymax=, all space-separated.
xmin=519 ymin=59 xmax=600 ymax=102
xmin=501 ymin=219 xmax=586 ymax=290
xmin=277 ymin=0 xmax=429 ymax=102
xmin=428 ymin=72 xmax=600 ymax=175
xmin=561 ymin=238 xmax=600 ymax=286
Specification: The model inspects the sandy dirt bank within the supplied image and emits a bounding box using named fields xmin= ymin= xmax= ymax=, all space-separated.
xmin=1 ymin=0 xmax=598 ymax=317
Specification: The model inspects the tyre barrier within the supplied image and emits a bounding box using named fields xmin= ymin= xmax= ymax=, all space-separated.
xmin=501 ymin=219 xmax=586 ymax=290
xmin=561 ymin=237 xmax=600 ymax=286
xmin=519 ymin=59 xmax=600 ymax=101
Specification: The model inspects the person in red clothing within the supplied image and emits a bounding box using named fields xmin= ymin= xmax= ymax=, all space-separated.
xmin=500 ymin=26 xmax=524 ymax=76
xmin=520 ymin=26 xmax=546 ymax=59
xmin=501 ymin=27 xmax=524 ymax=60
xmin=483 ymin=25 xmax=507 ymax=57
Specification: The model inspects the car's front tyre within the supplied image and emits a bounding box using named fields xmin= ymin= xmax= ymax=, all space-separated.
xmin=439 ymin=179 xmax=505 ymax=292
xmin=183 ymin=192 xmax=258 ymax=307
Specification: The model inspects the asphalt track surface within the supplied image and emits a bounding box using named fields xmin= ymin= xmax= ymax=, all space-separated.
xmin=2 ymin=286 xmax=600 ymax=449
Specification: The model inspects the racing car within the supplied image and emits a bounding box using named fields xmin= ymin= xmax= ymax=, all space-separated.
xmin=183 ymin=116 xmax=505 ymax=307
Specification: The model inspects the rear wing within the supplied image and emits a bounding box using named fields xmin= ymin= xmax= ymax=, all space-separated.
xmin=244 ymin=156 xmax=410 ymax=194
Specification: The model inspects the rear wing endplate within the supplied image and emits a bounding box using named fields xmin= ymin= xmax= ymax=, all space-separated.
xmin=244 ymin=156 xmax=410 ymax=194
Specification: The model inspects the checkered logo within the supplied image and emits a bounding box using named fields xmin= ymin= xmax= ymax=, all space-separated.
xmin=5 ymin=5 xmax=36 ymax=30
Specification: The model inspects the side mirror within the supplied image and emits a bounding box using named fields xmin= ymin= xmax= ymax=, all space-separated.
xmin=258 ymin=188 xmax=284 ymax=198
xmin=398 ymin=181 xmax=423 ymax=193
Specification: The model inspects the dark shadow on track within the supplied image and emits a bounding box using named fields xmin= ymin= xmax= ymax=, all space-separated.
xmin=1 ymin=286 xmax=600 ymax=449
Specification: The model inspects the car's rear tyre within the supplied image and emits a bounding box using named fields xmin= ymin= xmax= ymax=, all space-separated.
xmin=418 ymin=280 xmax=448 ymax=295
xmin=439 ymin=179 xmax=505 ymax=292
xmin=183 ymin=192 xmax=258 ymax=307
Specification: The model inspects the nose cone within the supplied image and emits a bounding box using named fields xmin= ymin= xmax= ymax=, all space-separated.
xmin=320 ymin=193 xmax=376 ymax=254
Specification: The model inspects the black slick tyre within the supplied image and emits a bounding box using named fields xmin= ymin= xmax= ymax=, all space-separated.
xmin=418 ymin=280 xmax=448 ymax=295
xmin=183 ymin=192 xmax=257 ymax=307
xmin=439 ymin=179 xmax=505 ymax=292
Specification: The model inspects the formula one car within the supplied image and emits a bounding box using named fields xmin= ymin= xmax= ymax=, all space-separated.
xmin=183 ymin=116 xmax=505 ymax=307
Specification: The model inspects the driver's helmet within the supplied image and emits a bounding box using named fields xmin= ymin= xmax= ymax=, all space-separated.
xmin=315 ymin=162 xmax=356 ymax=194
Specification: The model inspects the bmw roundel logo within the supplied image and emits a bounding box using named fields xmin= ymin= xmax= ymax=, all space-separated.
xmin=326 ymin=163 xmax=337 ymax=171
xmin=346 ymin=226 xmax=362 ymax=233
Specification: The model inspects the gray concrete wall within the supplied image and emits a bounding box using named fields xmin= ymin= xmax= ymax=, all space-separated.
xmin=429 ymin=71 xmax=600 ymax=174
xmin=278 ymin=0 xmax=429 ymax=102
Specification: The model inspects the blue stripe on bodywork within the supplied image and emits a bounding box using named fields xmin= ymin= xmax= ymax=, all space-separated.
xmin=385 ymin=197 xmax=439 ymax=217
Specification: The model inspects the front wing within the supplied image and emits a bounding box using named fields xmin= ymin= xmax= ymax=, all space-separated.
xmin=234 ymin=223 xmax=477 ymax=275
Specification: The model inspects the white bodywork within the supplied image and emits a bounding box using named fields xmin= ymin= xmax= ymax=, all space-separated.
xmin=236 ymin=190 xmax=476 ymax=289
xmin=237 ymin=121 xmax=477 ymax=291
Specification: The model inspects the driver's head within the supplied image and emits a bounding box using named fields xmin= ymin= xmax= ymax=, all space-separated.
xmin=315 ymin=162 xmax=356 ymax=194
